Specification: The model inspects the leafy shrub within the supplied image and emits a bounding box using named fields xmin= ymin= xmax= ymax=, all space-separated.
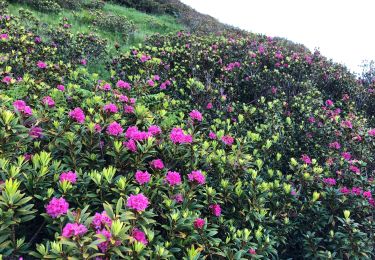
xmin=26 ymin=0 xmax=62 ymax=13
xmin=82 ymin=0 xmax=105 ymax=10
xmin=93 ymin=12 xmax=136 ymax=39
xmin=55 ymin=0 xmax=83 ymax=10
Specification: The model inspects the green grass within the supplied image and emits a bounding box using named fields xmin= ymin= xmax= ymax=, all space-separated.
xmin=7 ymin=2 xmax=184 ymax=52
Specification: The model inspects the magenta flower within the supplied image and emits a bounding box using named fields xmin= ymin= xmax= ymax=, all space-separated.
xmin=124 ymin=105 xmax=135 ymax=114
xmin=193 ymin=218 xmax=205 ymax=229
xmin=363 ymin=191 xmax=372 ymax=199
xmin=2 ymin=76 xmax=12 ymax=84
xmin=132 ymin=228 xmax=148 ymax=245
xmin=124 ymin=139 xmax=137 ymax=153
xmin=189 ymin=110 xmax=203 ymax=122
xmin=96 ymin=229 xmax=112 ymax=252
xmin=148 ymin=125 xmax=162 ymax=136
xmin=209 ymin=131 xmax=217 ymax=139
xmin=57 ymin=84 xmax=65 ymax=91
xmin=368 ymin=129 xmax=375 ymax=136
xmin=60 ymin=171 xmax=77 ymax=183
xmin=62 ymin=223 xmax=87 ymax=238
xmin=325 ymin=99 xmax=334 ymax=107
xmin=147 ymin=79 xmax=155 ymax=87
xmin=209 ymin=204 xmax=221 ymax=217
xmin=46 ymin=197 xmax=69 ymax=218
xmin=135 ymin=170 xmax=151 ymax=185
xmin=206 ymin=102 xmax=213 ymax=109
xmin=341 ymin=152 xmax=351 ymax=161
xmin=301 ymin=154 xmax=312 ymax=164
xmin=173 ymin=193 xmax=184 ymax=203
xmin=127 ymin=193 xmax=150 ymax=212
xmin=188 ymin=170 xmax=206 ymax=185
xmin=116 ymin=80 xmax=131 ymax=90
xmin=323 ymin=178 xmax=336 ymax=186
xmin=42 ymin=96 xmax=55 ymax=107
xmin=37 ymin=61 xmax=47 ymax=69
xmin=92 ymin=211 xmax=112 ymax=230
xmin=101 ymin=83 xmax=111 ymax=91
xmin=170 ymin=128 xmax=193 ymax=144
xmin=249 ymin=248 xmax=256 ymax=255
xmin=126 ymin=126 xmax=151 ymax=141
xmin=351 ymin=187 xmax=362 ymax=195
xmin=107 ymin=122 xmax=123 ymax=136
xmin=329 ymin=142 xmax=341 ymax=150
xmin=341 ymin=120 xmax=353 ymax=129
xmin=29 ymin=126 xmax=43 ymax=139
xmin=340 ymin=187 xmax=351 ymax=194
xmin=118 ymin=95 xmax=128 ymax=103
xmin=69 ymin=108 xmax=85 ymax=123
xmin=13 ymin=100 xmax=32 ymax=116
xmin=103 ymin=103 xmax=118 ymax=114
xmin=221 ymin=135 xmax=234 ymax=146
xmin=165 ymin=171 xmax=182 ymax=186
xmin=150 ymin=159 xmax=164 ymax=170
xmin=0 ymin=33 xmax=9 ymax=40
xmin=349 ymin=165 xmax=360 ymax=174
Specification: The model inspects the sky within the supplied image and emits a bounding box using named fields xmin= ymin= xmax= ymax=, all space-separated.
xmin=180 ymin=0 xmax=375 ymax=74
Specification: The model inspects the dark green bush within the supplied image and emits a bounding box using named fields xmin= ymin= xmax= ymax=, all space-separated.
xmin=93 ymin=12 xmax=136 ymax=39
xmin=82 ymin=0 xmax=105 ymax=10
xmin=55 ymin=0 xmax=83 ymax=10
xmin=26 ymin=0 xmax=62 ymax=13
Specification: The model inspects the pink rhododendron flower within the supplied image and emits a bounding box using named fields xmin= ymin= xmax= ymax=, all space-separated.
xmin=189 ymin=110 xmax=203 ymax=122
xmin=325 ymin=99 xmax=334 ymax=107
xmin=188 ymin=170 xmax=206 ymax=185
xmin=94 ymin=124 xmax=102 ymax=133
xmin=42 ymin=96 xmax=55 ymax=107
xmin=60 ymin=171 xmax=77 ymax=183
xmin=140 ymin=54 xmax=151 ymax=62
xmin=118 ymin=94 xmax=128 ymax=103
xmin=37 ymin=61 xmax=47 ymax=69
xmin=2 ymin=76 xmax=12 ymax=84
xmin=29 ymin=126 xmax=43 ymax=139
xmin=135 ymin=170 xmax=151 ymax=185
xmin=249 ymin=248 xmax=256 ymax=255
xmin=124 ymin=139 xmax=137 ymax=153
xmin=92 ymin=211 xmax=112 ymax=230
xmin=116 ymin=80 xmax=131 ymax=90
xmin=103 ymin=103 xmax=118 ymax=113
xmin=221 ymin=135 xmax=234 ymax=146
xmin=46 ymin=197 xmax=69 ymax=218
xmin=193 ymin=218 xmax=205 ymax=229
xmin=150 ymin=159 xmax=164 ymax=170
xmin=132 ymin=228 xmax=148 ymax=245
xmin=368 ymin=129 xmax=375 ymax=136
xmin=57 ymin=84 xmax=65 ymax=91
xmin=69 ymin=108 xmax=85 ymax=123
xmin=147 ymin=79 xmax=155 ymax=87
xmin=0 ymin=33 xmax=8 ymax=40
xmin=62 ymin=223 xmax=87 ymax=238
xmin=101 ymin=83 xmax=111 ymax=91
xmin=341 ymin=120 xmax=353 ymax=129
xmin=96 ymin=229 xmax=112 ymax=252
xmin=363 ymin=191 xmax=372 ymax=199
xmin=13 ymin=100 xmax=32 ymax=116
xmin=206 ymin=102 xmax=213 ymax=109
xmin=148 ymin=125 xmax=162 ymax=136
xmin=165 ymin=171 xmax=182 ymax=186
xmin=340 ymin=187 xmax=351 ymax=194
xmin=329 ymin=142 xmax=341 ymax=150
xmin=341 ymin=152 xmax=351 ymax=161
xmin=301 ymin=154 xmax=312 ymax=164
xmin=209 ymin=204 xmax=221 ymax=217
xmin=127 ymin=193 xmax=150 ymax=212
xmin=126 ymin=126 xmax=151 ymax=141
xmin=349 ymin=165 xmax=360 ymax=174
xmin=351 ymin=187 xmax=362 ymax=195
xmin=323 ymin=178 xmax=336 ymax=186
xmin=107 ymin=122 xmax=123 ymax=136
xmin=124 ymin=105 xmax=135 ymax=114
xmin=170 ymin=128 xmax=193 ymax=144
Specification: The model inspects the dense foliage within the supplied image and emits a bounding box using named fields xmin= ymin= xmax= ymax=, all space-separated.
xmin=0 ymin=3 xmax=374 ymax=260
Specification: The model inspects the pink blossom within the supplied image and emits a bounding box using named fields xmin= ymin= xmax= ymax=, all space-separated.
xmin=351 ymin=187 xmax=362 ymax=195
xmin=249 ymin=248 xmax=256 ymax=255
xmin=57 ymin=84 xmax=65 ymax=91
xmin=340 ymin=187 xmax=351 ymax=194
xmin=124 ymin=139 xmax=137 ymax=153
xmin=349 ymin=165 xmax=360 ymax=174
xmin=0 ymin=33 xmax=8 ymax=40
xmin=103 ymin=103 xmax=118 ymax=113
xmin=107 ymin=122 xmax=123 ymax=136
xmin=301 ymin=154 xmax=312 ymax=164
xmin=46 ymin=197 xmax=69 ymax=218
xmin=60 ymin=171 xmax=77 ymax=183
xmin=189 ymin=110 xmax=203 ymax=122
xmin=147 ymin=79 xmax=155 ymax=87
xmin=148 ymin=125 xmax=162 ymax=136
xmin=42 ymin=96 xmax=55 ymax=107
xmin=62 ymin=223 xmax=87 ymax=238
xmin=69 ymin=108 xmax=85 ymax=123
xmin=132 ymin=228 xmax=148 ymax=245
xmin=118 ymin=95 xmax=128 ymax=103
xmin=206 ymin=102 xmax=213 ymax=109
xmin=341 ymin=152 xmax=351 ymax=161
xmin=135 ymin=170 xmax=151 ymax=185
xmin=209 ymin=204 xmax=221 ymax=217
xmin=325 ymin=99 xmax=334 ymax=107
xmin=193 ymin=218 xmax=205 ymax=229
xmin=96 ymin=229 xmax=111 ymax=252
xmin=37 ymin=61 xmax=47 ymax=69
xmin=92 ymin=211 xmax=112 ymax=230
xmin=368 ymin=129 xmax=375 ymax=136
xmin=13 ymin=100 xmax=32 ymax=116
xmin=188 ymin=170 xmax=206 ymax=185
xmin=29 ymin=126 xmax=43 ymax=139
xmin=94 ymin=124 xmax=102 ymax=133
xmin=165 ymin=171 xmax=182 ymax=186
xmin=323 ymin=178 xmax=336 ymax=186
xmin=127 ymin=194 xmax=150 ymax=212
xmin=329 ymin=142 xmax=341 ymax=150
xmin=101 ymin=83 xmax=111 ymax=91
xmin=140 ymin=54 xmax=151 ymax=62
xmin=170 ymin=128 xmax=193 ymax=144
xmin=116 ymin=80 xmax=131 ymax=90
xmin=221 ymin=135 xmax=234 ymax=146
xmin=209 ymin=131 xmax=217 ymax=139
xmin=126 ymin=126 xmax=151 ymax=141
xmin=363 ymin=191 xmax=372 ymax=199
xmin=124 ymin=105 xmax=135 ymax=114
xmin=150 ymin=159 xmax=164 ymax=170
xmin=2 ymin=76 xmax=12 ymax=84
xmin=173 ymin=193 xmax=184 ymax=203
xmin=341 ymin=120 xmax=353 ymax=129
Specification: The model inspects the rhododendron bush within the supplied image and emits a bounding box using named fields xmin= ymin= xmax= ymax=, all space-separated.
xmin=0 ymin=9 xmax=375 ymax=260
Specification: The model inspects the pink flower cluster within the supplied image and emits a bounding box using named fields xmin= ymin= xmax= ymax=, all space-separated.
xmin=329 ymin=141 xmax=341 ymax=150
xmin=209 ymin=131 xmax=217 ymax=139
xmin=60 ymin=171 xmax=77 ymax=183
xmin=13 ymin=100 xmax=32 ymax=116
xmin=92 ymin=211 xmax=112 ymax=230
xmin=150 ymin=159 xmax=164 ymax=170
xmin=160 ymin=79 xmax=172 ymax=90
xmin=135 ymin=170 xmax=151 ymax=185
xmin=170 ymin=127 xmax=193 ymax=144
xmin=189 ymin=110 xmax=203 ymax=122
xmin=69 ymin=108 xmax=85 ymax=123
xmin=116 ymin=80 xmax=131 ymax=90
xmin=127 ymin=193 xmax=150 ymax=212
xmin=301 ymin=154 xmax=312 ymax=164
xmin=368 ymin=129 xmax=375 ymax=136
xmin=165 ymin=171 xmax=182 ymax=186
xmin=29 ymin=126 xmax=43 ymax=139
xmin=221 ymin=135 xmax=234 ymax=146
xmin=323 ymin=178 xmax=336 ymax=186
xmin=209 ymin=204 xmax=221 ymax=217
xmin=224 ymin=62 xmax=241 ymax=71
xmin=46 ymin=197 xmax=69 ymax=218
xmin=57 ymin=84 xmax=65 ymax=91
xmin=193 ymin=218 xmax=205 ymax=229
xmin=103 ymin=103 xmax=118 ymax=113
xmin=62 ymin=223 xmax=87 ymax=238
xmin=132 ymin=228 xmax=148 ymax=245
xmin=37 ymin=61 xmax=47 ymax=69
xmin=125 ymin=126 xmax=152 ymax=141
xmin=42 ymin=96 xmax=55 ymax=107
xmin=107 ymin=121 xmax=123 ymax=136
xmin=188 ymin=170 xmax=206 ymax=185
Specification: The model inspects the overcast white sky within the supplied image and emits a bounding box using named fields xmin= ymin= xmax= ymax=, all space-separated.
xmin=180 ymin=0 xmax=375 ymax=74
